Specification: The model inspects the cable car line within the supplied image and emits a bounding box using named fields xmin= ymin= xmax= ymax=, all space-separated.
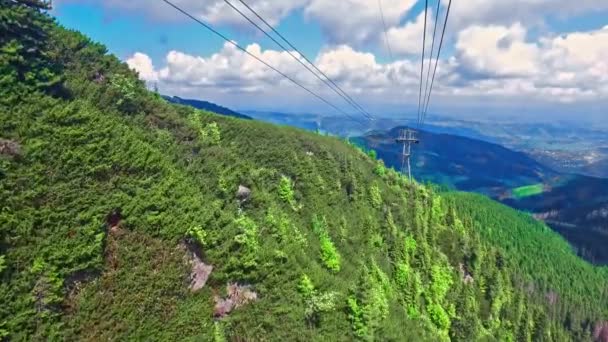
xmin=230 ymin=0 xmax=375 ymax=121
xmin=378 ymin=0 xmax=394 ymax=61
xmin=420 ymin=0 xmax=441 ymax=127
xmin=416 ymin=0 xmax=429 ymax=127
xmin=160 ymin=0 xmax=368 ymax=127
xmin=421 ymin=0 xmax=452 ymax=126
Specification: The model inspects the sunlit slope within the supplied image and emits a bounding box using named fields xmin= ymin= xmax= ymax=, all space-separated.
xmin=0 ymin=3 xmax=607 ymax=341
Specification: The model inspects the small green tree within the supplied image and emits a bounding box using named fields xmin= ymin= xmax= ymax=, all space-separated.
xmin=298 ymin=274 xmax=315 ymax=298
xmin=0 ymin=255 xmax=6 ymax=274
xmin=213 ymin=321 xmax=227 ymax=342
xmin=373 ymin=160 xmax=387 ymax=177
xmin=109 ymin=74 xmax=138 ymax=111
xmin=187 ymin=225 xmax=207 ymax=246
xmin=202 ymin=122 xmax=221 ymax=145
xmin=298 ymin=274 xmax=337 ymax=322
xmin=278 ymin=175 xmax=296 ymax=206
xmin=369 ymin=183 xmax=382 ymax=209
xmin=312 ymin=216 xmax=341 ymax=272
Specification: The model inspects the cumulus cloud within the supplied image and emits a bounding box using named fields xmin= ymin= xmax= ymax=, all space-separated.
xmin=125 ymin=23 xmax=608 ymax=111
xmin=127 ymin=53 xmax=159 ymax=82
xmin=455 ymin=23 xmax=539 ymax=78
xmin=305 ymin=0 xmax=417 ymax=46
xmin=449 ymin=0 xmax=608 ymax=30
xmin=450 ymin=24 xmax=608 ymax=103
xmin=386 ymin=10 xmax=433 ymax=55
xmin=126 ymin=42 xmax=424 ymax=110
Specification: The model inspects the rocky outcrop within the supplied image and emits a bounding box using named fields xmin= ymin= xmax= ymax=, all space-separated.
xmin=189 ymin=253 xmax=213 ymax=292
xmin=213 ymin=283 xmax=258 ymax=318
xmin=181 ymin=242 xmax=213 ymax=292
xmin=0 ymin=138 xmax=21 ymax=157
xmin=236 ymin=185 xmax=251 ymax=202
xmin=595 ymin=321 xmax=608 ymax=342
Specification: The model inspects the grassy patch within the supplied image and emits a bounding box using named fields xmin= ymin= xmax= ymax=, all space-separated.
xmin=512 ymin=183 xmax=544 ymax=198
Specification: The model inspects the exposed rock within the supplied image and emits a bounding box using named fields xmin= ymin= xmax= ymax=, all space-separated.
xmin=93 ymin=71 xmax=106 ymax=84
xmin=213 ymin=283 xmax=258 ymax=318
xmin=533 ymin=210 xmax=560 ymax=221
xmin=545 ymin=291 xmax=558 ymax=306
xmin=105 ymin=208 xmax=122 ymax=233
xmin=459 ymin=263 xmax=474 ymax=285
xmin=236 ymin=185 xmax=251 ymax=202
xmin=189 ymin=253 xmax=213 ymax=292
xmin=0 ymin=138 xmax=22 ymax=157
xmin=595 ymin=321 xmax=608 ymax=342
xmin=181 ymin=241 xmax=213 ymax=292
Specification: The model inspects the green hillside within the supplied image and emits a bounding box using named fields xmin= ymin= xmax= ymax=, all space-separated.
xmin=1 ymin=2 xmax=607 ymax=341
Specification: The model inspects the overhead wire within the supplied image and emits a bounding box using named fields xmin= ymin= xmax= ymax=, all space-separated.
xmin=160 ymin=0 xmax=368 ymax=127
xmin=421 ymin=0 xmax=452 ymax=126
xmin=378 ymin=0 xmax=394 ymax=61
xmin=416 ymin=0 xmax=429 ymax=128
xmin=232 ymin=0 xmax=375 ymax=121
xmin=420 ymin=0 xmax=441 ymax=127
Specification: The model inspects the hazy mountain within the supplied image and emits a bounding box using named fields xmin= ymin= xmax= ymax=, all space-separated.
xmin=164 ymin=95 xmax=252 ymax=120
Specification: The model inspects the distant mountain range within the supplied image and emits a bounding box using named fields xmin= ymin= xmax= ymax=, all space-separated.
xmin=245 ymin=111 xmax=608 ymax=178
xmin=356 ymin=127 xmax=608 ymax=265
xmin=163 ymin=95 xmax=252 ymax=120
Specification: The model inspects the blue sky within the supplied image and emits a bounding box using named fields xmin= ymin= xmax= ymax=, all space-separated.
xmin=52 ymin=0 xmax=608 ymax=124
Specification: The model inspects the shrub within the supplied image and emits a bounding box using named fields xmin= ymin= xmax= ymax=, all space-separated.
xmin=234 ymin=216 xmax=259 ymax=268
xmin=369 ymin=183 xmax=382 ymax=209
xmin=109 ymin=74 xmax=137 ymax=111
xmin=187 ymin=225 xmax=207 ymax=246
xmin=298 ymin=274 xmax=315 ymax=298
xmin=0 ymin=255 xmax=6 ymax=274
xmin=298 ymin=274 xmax=337 ymax=321
xmin=319 ymin=235 xmax=341 ymax=272
xmin=373 ymin=160 xmax=387 ymax=177
xmin=347 ymin=296 xmax=368 ymax=338
xmin=202 ymin=122 xmax=221 ymax=145
xmin=305 ymin=292 xmax=337 ymax=320
xmin=312 ymin=216 xmax=341 ymax=272
xmin=278 ymin=175 xmax=295 ymax=205
xmin=430 ymin=265 xmax=453 ymax=302
xmin=213 ymin=321 xmax=227 ymax=342
xmin=428 ymin=303 xmax=451 ymax=330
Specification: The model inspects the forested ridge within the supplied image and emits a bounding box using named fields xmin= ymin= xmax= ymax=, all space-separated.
xmin=1 ymin=2 xmax=607 ymax=341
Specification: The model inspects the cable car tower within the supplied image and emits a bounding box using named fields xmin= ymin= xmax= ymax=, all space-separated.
xmin=396 ymin=128 xmax=419 ymax=181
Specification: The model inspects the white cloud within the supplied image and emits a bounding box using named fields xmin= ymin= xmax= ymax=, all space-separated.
xmin=127 ymin=53 xmax=159 ymax=82
xmin=305 ymin=0 xmax=417 ymax=46
xmin=126 ymin=42 xmax=424 ymax=113
xmin=125 ymin=24 xmax=608 ymax=113
xmin=449 ymin=24 xmax=608 ymax=103
xmin=455 ymin=23 xmax=539 ymax=78
xmin=386 ymin=11 xmax=433 ymax=55
xmin=449 ymin=0 xmax=608 ymax=30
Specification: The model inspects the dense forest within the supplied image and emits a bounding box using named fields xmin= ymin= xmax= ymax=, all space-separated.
xmin=1 ymin=1 xmax=607 ymax=340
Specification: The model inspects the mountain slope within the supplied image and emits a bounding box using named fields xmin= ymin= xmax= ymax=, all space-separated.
xmin=1 ymin=3 xmax=607 ymax=341
xmin=163 ymin=95 xmax=252 ymax=120
xmin=357 ymin=127 xmax=608 ymax=264
xmin=356 ymin=127 xmax=557 ymax=193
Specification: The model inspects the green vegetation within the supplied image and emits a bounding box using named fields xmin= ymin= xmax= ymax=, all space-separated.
xmin=0 ymin=3 xmax=607 ymax=341
xmin=512 ymin=183 xmax=544 ymax=198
